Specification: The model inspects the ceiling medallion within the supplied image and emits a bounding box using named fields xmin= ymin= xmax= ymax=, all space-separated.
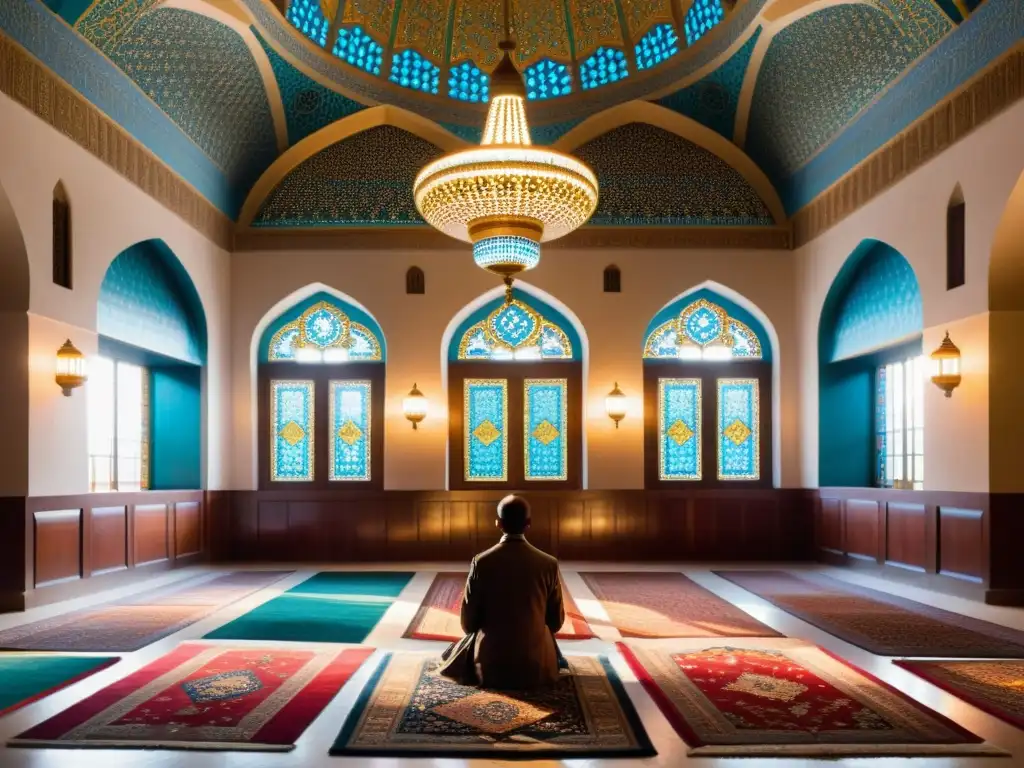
xmin=412 ymin=14 xmax=599 ymax=299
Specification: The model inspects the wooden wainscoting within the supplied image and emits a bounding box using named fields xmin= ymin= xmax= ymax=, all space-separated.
xmin=0 ymin=491 xmax=206 ymax=612
xmin=815 ymin=488 xmax=1024 ymax=605
xmin=210 ymin=489 xmax=815 ymax=564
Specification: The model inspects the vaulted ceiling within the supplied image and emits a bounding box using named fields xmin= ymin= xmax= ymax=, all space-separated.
xmin=9 ymin=0 xmax=1012 ymax=231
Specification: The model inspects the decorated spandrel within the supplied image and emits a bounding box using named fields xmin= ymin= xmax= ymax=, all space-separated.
xmin=525 ymin=379 xmax=568 ymax=481
xmin=464 ymin=379 xmax=508 ymax=482
xmin=658 ymin=378 xmax=701 ymax=481
xmin=271 ymin=380 xmax=314 ymax=482
xmin=718 ymin=378 xmax=759 ymax=481
xmin=329 ymin=380 xmax=371 ymax=481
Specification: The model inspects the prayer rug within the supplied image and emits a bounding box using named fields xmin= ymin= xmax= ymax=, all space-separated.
xmin=0 ymin=571 xmax=291 ymax=652
xmin=580 ymin=571 xmax=781 ymax=638
xmin=404 ymin=571 xmax=594 ymax=641
xmin=330 ymin=652 xmax=655 ymax=759
xmin=0 ymin=655 xmax=118 ymax=717
xmin=619 ymin=640 xmax=1006 ymax=757
xmin=895 ymin=660 xmax=1024 ymax=730
xmin=715 ymin=570 xmax=1024 ymax=657
xmin=204 ymin=571 xmax=413 ymax=644
xmin=10 ymin=644 xmax=374 ymax=750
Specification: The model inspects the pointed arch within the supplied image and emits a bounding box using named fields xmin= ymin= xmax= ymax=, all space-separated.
xmin=52 ymin=180 xmax=72 ymax=290
xmin=947 ymin=182 xmax=966 ymax=290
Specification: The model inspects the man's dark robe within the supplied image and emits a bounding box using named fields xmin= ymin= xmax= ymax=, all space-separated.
xmin=437 ymin=534 xmax=565 ymax=689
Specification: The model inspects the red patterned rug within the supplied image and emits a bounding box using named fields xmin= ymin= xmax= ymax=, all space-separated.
xmin=10 ymin=644 xmax=374 ymax=751
xmin=404 ymin=572 xmax=593 ymax=641
xmin=580 ymin=572 xmax=781 ymax=638
xmin=0 ymin=571 xmax=291 ymax=652
xmin=715 ymin=570 xmax=1024 ymax=657
xmin=895 ymin=660 xmax=1024 ymax=730
xmin=619 ymin=641 xmax=1006 ymax=757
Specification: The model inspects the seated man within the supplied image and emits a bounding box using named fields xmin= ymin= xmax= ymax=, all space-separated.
xmin=438 ymin=494 xmax=565 ymax=689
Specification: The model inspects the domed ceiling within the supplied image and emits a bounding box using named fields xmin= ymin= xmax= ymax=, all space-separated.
xmin=12 ymin=0 xmax=1013 ymax=235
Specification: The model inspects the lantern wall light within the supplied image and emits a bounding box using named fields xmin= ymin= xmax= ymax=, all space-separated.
xmin=605 ymin=382 xmax=627 ymax=428
xmin=55 ymin=339 xmax=87 ymax=396
xmin=930 ymin=331 xmax=962 ymax=398
xmin=403 ymin=383 xmax=428 ymax=429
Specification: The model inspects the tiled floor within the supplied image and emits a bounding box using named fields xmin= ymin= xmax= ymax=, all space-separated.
xmin=0 ymin=561 xmax=1022 ymax=767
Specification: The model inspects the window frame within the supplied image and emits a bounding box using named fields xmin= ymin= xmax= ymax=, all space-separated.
xmin=88 ymin=356 xmax=150 ymax=493
xmin=258 ymin=361 xmax=385 ymax=490
xmin=448 ymin=361 xmax=583 ymax=491
xmin=876 ymin=355 xmax=924 ymax=490
xmin=643 ymin=359 xmax=772 ymax=489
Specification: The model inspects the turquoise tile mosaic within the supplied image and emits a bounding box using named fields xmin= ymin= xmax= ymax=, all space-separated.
xmin=574 ymin=123 xmax=775 ymax=226
xmin=255 ymin=28 xmax=366 ymax=147
xmin=656 ymin=27 xmax=761 ymax=140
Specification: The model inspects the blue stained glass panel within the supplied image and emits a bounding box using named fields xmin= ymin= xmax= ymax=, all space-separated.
xmin=580 ymin=47 xmax=629 ymax=90
xmin=333 ymin=25 xmax=383 ymax=75
xmin=490 ymin=301 xmax=540 ymax=349
xmin=524 ymin=59 xmax=573 ymax=100
xmin=389 ymin=49 xmax=440 ymax=94
xmin=304 ymin=305 xmax=344 ymax=346
xmin=287 ymin=0 xmax=330 ymax=48
xmin=658 ymin=379 xmax=702 ymax=481
xmin=464 ymin=379 xmax=508 ymax=482
xmin=718 ymin=378 xmax=759 ymax=480
xmin=329 ymin=380 xmax=371 ymax=481
xmin=270 ymin=327 xmax=300 ymax=359
xmin=525 ymin=379 xmax=568 ymax=481
xmin=685 ymin=0 xmax=725 ymax=46
xmin=684 ymin=305 xmax=723 ymax=345
xmin=449 ymin=61 xmax=490 ymax=102
xmin=636 ymin=24 xmax=679 ymax=71
xmin=271 ymin=380 xmax=314 ymax=482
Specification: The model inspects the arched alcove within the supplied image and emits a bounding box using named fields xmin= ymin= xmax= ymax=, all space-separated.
xmin=947 ymin=183 xmax=966 ymax=290
xmin=0 ymin=180 xmax=30 ymax=496
xmin=52 ymin=181 xmax=72 ymax=289
xmin=441 ymin=282 xmax=590 ymax=490
xmin=93 ymin=239 xmax=208 ymax=491
xmin=818 ymin=239 xmax=923 ymax=489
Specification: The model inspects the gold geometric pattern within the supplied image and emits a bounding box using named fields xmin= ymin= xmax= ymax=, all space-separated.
xmin=473 ymin=419 xmax=502 ymax=446
xmin=666 ymin=419 xmax=694 ymax=446
xmin=723 ymin=672 xmax=808 ymax=702
xmin=278 ymin=420 xmax=306 ymax=446
xmin=723 ymin=419 xmax=752 ymax=446
xmin=430 ymin=691 xmax=555 ymax=734
xmin=337 ymin=419 xmax=363 ymax=446
xmin=532 ymin=419 xmax=560 ymax=445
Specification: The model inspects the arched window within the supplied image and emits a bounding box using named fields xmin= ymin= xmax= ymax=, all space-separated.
xmin=448 ymin=289 xmax=582 ymax=489
xmin=684 ymin=0 xmax=725 ymax=46
xmin=524 ymin=59 xmax=573 ymax=100
xmin=389 ymin=49 xmax=440 ymax=94
xmin=52 ymin=182 xmax=71 ymax=289
xmin=258 ymin=292 xmax=385 ymax=489
xmin=642 ymin=290 xmax=772 ymax=488
xmin=947 ymin=184 xmax=965 ymax=290
xmin=286 ymin=0 xmax=332 ymax=48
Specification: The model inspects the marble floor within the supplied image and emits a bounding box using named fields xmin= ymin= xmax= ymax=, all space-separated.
xmin=0 ymin=561 xmax=1022 ymax=767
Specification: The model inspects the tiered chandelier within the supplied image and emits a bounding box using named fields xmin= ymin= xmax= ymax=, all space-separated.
xmin=413 ymin=3 xmax=599 ymax=298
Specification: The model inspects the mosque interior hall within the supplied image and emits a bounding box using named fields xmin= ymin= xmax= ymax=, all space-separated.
xmin=0 ymin=0 xmax=1023 ymax=765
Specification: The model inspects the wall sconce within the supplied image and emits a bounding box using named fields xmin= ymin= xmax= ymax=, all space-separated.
xmin=605 ymin=382 xmax=627 ymax=428
xmin=403 ymin=383 xmax=428 ymax=429
xmin=55 ymin=339 xmax=87 ymax=396
xmin=930 ymin=331 xmax=962 ymax=398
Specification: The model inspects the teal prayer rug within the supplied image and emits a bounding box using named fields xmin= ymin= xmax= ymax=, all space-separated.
xmin=0 ymin=654 xmax=118 ymax=716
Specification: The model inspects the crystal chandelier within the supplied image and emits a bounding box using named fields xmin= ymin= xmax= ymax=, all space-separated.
xmin=413 ymin=10 xmax=598 ymax=296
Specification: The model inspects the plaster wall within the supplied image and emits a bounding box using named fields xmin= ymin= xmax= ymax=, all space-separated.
xmin=229 ymin=245 xmax=800 ymax=490
xmin=0 ymin=93 xmax=233 ymax=495
xmin=794 ymin=100 xmax=1024 ymax=493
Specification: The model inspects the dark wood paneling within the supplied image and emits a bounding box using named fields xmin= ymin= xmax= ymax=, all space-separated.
xmin=174 ymin=501 xmax=201 ymax=558
xmin=133 ymin=504 xmax=169 ymax=567
xmin=818 ymin=497 xmax=843 ymax=553
xmin=843 ymin=499 xmax=879 ymax=561
xmin=90 ymin=506 xmax=127 ymax=576
xmin=33 ymin=509 xmax=81 ymax=587
xmin=885 ymin=502 xmax=927 ymax=571
xmin=938 ymin=507 xmax=984 ymax=582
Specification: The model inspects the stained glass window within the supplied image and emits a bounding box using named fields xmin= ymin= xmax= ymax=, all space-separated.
xmin=333 ymin=26 xmax=383 ymax=75
xmin=389 ymin=49 xmax=440 ymax=94
xmin=449 ymin=61 xmax=489 ymax=102
xmin=658 ymin=379 xmax=702 ymax=481
xmin=271 ymin=380 xmax=314 ymax=482
xmin=88 ymin=357 xmax=150 ymax=492
xmin=457 ymin=296 xmax=574 ymax=361
xmin=287 ymin=0 xmax=331 ymax=48
xmin=525 ymin=379 xmax=568 ymax=481
xmin=685 ymin=0 xmax=725 ymax=46
xmin=636 ymin=24 xmax=679 ymax=71
xmin=268 ymin=301 xmax=382 ymax=362
xmin=877 ymin=356 xmax=924 ymax=489
xmin=644 ymin=314 xmax=763 ymax=360
xmin=464 ymin=379 xmax=508 ymax=482
xmin=329 ymin=380 xmax=371 ymax=481
xmin=717 ymin=378 xmax=759 ymax=481
xmin=524 ymin=59 xmax=573 ymax=100
xmin=580 ymin=47 xmax=629 ymax=90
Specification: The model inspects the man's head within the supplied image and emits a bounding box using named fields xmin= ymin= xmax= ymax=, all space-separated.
xmin=496 ymin=494 xmax=531 ymax=535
